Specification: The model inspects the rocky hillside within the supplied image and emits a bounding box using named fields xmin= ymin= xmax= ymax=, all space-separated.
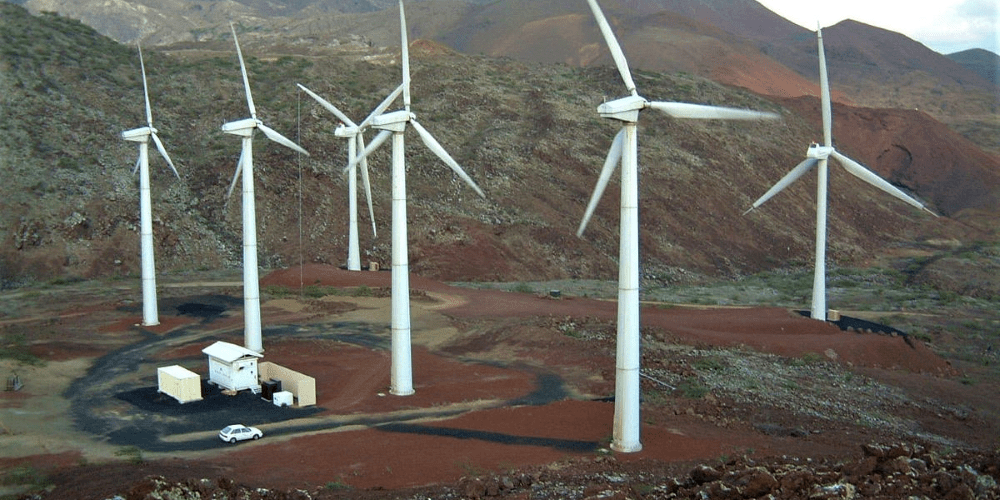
xmin=42 ymin=444 xmax=1000 ymax=499
xmin=10 ymin=0 xmax=998 ymax=154
xmin=1 ymin=4 xmax=997 ymax=288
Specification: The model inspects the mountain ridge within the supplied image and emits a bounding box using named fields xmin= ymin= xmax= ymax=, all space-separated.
xmin=1 ymin=3 xmax=997 ymax=288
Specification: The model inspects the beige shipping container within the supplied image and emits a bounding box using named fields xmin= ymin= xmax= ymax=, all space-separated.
xmin=157 ymin=365 xmax=203 ymax=404
xmin=259 ymin=362 xmax=316 ymax=407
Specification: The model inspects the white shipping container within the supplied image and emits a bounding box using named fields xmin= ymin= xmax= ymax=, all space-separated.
xmin=273 ymin=390 xmax=293 ymax=407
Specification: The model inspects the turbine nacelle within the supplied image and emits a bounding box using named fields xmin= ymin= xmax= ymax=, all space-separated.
xmin=122 ymin=126 xmax=156 ymax=142
xmin=221 ymin=118 xmax=259 ymax=137
xmin=335 ymin=124 xmax=359 ymax=138
xmin=598 ymin=95 xmax=647 ymax=122
xmin=372 ymin=110 xmax=412 ymax=132
xmin=807 ymin=143 xmax=834 ymax=159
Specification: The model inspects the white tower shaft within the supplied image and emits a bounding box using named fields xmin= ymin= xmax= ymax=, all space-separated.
xmin=390 ymin=131 xmax=414 ymax=395
xmin=242 ymin=136 xmax=263 ymax=352
xmin=347 ymin=138 xmax=361 ymax=271
xmin=811 ymin=158 xmax=829 ymax=320
xmin=612 ymin=123 xmax=642 ymax=453
xmin=137 ymin=141 xmax=159 ymax=326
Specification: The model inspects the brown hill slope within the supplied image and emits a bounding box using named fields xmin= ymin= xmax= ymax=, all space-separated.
xmin=641 ymin=0 xmax=807 ymax=41
xmin=429 ymin=0 xmax=818 ymax=99
xmin=759 ymin=20 xmax=1000 ymax=155
xmin=948 ymin=48 xmax=1000 ymax=87
xmin=781 ymin=97 xmax=1000 ymax=218
xmin=0 ymin=4 xmax=991 ymax=287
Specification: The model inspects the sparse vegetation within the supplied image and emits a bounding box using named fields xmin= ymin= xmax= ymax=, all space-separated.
xmin=114 ymin=446 xmax=143 ymax=465
xmin=677 ymin=377 xmax=710 ymax=399
xmin=263 ymin=285 xmax=293 ymax=298
xmin=0 ymin=465 xmax=49 ymax=490
xmin=0 ymin=334 xmax=44 ymax=366
xmin=324 ymin=477 xmax=352 ymax=490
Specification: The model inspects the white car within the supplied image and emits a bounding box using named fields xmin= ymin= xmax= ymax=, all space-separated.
xmin=219 ymin=424 xmax=263 ymax=443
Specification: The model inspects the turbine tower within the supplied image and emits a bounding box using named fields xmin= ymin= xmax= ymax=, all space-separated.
xmin=350 ymin=0 xmax=485 ymax=396
xmin=578 ymin=0 xmax=778 ymax=453
xmin=121 ymin=45 xmax=180 ymax=327
xmin=222 ymin=24 xmax=310 ymax=353
xmin=297 ymin=83 xmax=404 ymax=270
xmin=744 ymin=26 xmax=935 ymax=321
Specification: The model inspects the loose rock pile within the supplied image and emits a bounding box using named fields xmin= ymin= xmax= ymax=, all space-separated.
xmin=36 ymin=442 xmax=995 ymax=500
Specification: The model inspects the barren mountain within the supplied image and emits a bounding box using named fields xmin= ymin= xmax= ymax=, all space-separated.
xmin=3 ymin=4 xmax=998 ymax=289
xmin=629 ymin=0 xmax=808 ymax=42
xmin=11 ymin=0 xmax=996 ymax=152
xmin=948 ymin=48 xmax=1000 ymax=87
xmin=780 ymin=96 xmax=1000 ymax=218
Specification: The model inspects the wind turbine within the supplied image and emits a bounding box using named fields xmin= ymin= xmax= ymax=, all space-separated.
xmin=578 ymin=0 xmax=779 ymax=453
xmin=297 ymin=83 xmax=404 ymax=271
xmin=121 ymin=44 xmax=180 ymax=327
xmin=349 ymin=0 xmax=485 ymax=396
xmin=743 ymin=26 xmax=935 ymax=321
xmin=222 ymin=24 xmax=310 ymax=353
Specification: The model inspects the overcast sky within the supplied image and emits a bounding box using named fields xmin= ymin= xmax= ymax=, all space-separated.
xmin=755 ymin=0 xmax=999 ymax=55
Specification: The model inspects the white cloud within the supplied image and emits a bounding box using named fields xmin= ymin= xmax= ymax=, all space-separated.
xmin=756 ymin=0 xmax=999 ymax=54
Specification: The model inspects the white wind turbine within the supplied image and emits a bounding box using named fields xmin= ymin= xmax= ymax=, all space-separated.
xmin=297 ymin=83 xmax=404 ymax=271
xmin=222 ymin=24 xmax=310 ymax=353
xmin=744 ymin=26 xmax=935 ymax=321
xmin=121 ymin=45 xmax=180 ymax=327
xmin=349 ymin=0 xmax=485 ymax=396
xmin=578 ymin=0 xmax=778 ymax=453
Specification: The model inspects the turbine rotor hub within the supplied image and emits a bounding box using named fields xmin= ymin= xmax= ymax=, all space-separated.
xmin=372 ymin=110 xmax=411 ymax=132
xmin=221 ymin=118 xmax=258 ymax=136
xmin=335 ymin=124 xmax=359 ymax=138
xmin=807 ymin=143 xmax=834 ymax=159
xmin=122 ymin=126 xmax=154 ymax=142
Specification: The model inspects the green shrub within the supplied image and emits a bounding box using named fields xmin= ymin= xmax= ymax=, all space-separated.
xmin=114 ymin=446 xmax=143 ymax=464
xmin=677 ymin=378 xmax=709 ymax=399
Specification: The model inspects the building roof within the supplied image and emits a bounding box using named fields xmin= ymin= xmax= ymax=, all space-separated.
xmin=202 ymin=341 xmax=263 ymax=363
xmin=158 ymin=364 xmax=200 ymax=379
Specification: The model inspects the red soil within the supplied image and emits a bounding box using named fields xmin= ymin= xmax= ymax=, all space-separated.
xmin=8 ymin=264 xmax=973 ymax=497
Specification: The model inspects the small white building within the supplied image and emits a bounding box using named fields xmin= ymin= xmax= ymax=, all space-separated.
xmin=202 ymin=341 xmax=263 ymax=393
xmin=157 ymin=365 xmax=203 ymax=404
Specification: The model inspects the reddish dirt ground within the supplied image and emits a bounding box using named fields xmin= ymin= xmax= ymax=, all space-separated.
xmin=4 ymin=264 xmax=995 ymax=499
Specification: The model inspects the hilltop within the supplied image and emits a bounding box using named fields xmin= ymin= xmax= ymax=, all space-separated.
xmin=11 ymin=0 xmax=999 ymax=155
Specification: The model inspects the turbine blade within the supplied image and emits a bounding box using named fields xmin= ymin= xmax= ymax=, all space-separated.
xmin=258 ymin=122 xmax=310 ymax=156
xmin=650 ymin=102 xmax=779 ymax=121
xmin=818 ymin=27 xmax=833 ymax=147
xmin=358 ymin=134 xmax=377 ymax=238
xmin=831 ymin=151 xmax=937 ymax=216
xmin=138 ymin=44 xmax=153 ymax=127
xmin=577 ymin=127 xmax=625 ymax=236
xmin=744 ymin=157 xmax=818 ymax=214
xmin=411 ymin=119 xmax=485 ymax=198
xmin=297 ymin=84 xmax=356 ymax=127
xmin=346 ymin=129 xmax=392 ymax=174
xmin=227 ymin=147 xmax=246 ymax=200
xmin=132 ymin=155 xmax=142 ymax=176
xmin=231 ymin=23 xmax=257 ymax=119
xmin=399 ymin=0 xmax=411 ymax=109
xmin=585 ymin=0 xmax=637 ymax=95
xmin=151 ymin=132 xmax=180 ymax=179
xmin=359 ymin=84 xmax=404 ymax=130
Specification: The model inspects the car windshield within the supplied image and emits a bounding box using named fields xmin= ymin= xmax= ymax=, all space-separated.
xmin=222 ymin=426 xmax=237 ymax=433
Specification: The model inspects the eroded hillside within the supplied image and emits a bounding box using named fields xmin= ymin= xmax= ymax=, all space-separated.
xmin=1 ymin=5 xmax=996 ymax=288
